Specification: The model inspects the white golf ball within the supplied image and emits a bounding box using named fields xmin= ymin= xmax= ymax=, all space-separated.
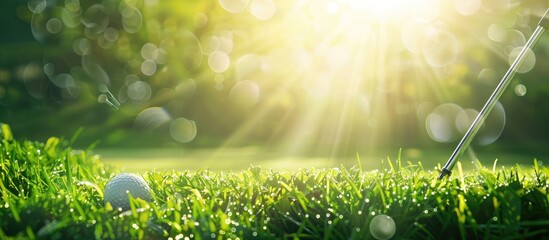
xmin=104 ymin=173 xmax=151 ymax=211
xmin=369 ymin=214 xmax=396 ymax=240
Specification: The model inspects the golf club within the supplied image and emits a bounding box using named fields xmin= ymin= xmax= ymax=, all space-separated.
xmin=439 ymin=8 xmax=549 ymax=180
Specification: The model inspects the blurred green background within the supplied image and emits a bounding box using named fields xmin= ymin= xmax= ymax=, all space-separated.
xmin=1 ymin=0 xmax=548 ymax=168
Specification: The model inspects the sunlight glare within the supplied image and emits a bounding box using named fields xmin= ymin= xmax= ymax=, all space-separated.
xmin=346 ymin=0 xmax=439 ymax=21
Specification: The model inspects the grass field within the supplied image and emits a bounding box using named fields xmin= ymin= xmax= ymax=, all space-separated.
xmin=2 ymin=124 xmax=549 ymax=239
xmin=96 ymin=146 xmax=546 ymax=173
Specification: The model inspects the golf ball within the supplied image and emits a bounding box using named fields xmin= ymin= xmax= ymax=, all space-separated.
xmin=369 ymin=214 xmax=396 ymax=240
xmin=104 ymin=173 xmax=151 ymax=211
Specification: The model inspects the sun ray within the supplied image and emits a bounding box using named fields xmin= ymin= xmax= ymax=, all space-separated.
xmin=195 ymin=0 xmax=547 ymax=161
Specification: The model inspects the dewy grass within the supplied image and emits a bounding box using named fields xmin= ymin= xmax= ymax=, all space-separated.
xmin=1 ymin=123 xmax=549 ymax=240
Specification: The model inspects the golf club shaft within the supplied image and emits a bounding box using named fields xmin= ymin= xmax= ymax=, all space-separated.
xmin=439 ymin=10 xmax=549 ymax=180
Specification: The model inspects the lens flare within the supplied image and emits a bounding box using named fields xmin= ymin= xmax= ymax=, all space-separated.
xmin=170 ymin=118 xmax=198 ymax=143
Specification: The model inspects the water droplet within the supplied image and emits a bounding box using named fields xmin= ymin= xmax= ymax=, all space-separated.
xmin=369 ymin=214 xmax=396 ymax=240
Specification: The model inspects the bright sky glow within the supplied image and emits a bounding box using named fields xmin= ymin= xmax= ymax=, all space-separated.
xmin=204 ymin=0 xmax=525 ymax=155
xmin=24 ymin=0 xmax=543 ymax=155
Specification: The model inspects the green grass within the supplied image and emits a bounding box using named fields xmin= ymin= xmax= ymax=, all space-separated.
xmin=1 ymin=123 xmax=549 ymax=239
xmin=95 ymin=146 xmax=545 ymax=173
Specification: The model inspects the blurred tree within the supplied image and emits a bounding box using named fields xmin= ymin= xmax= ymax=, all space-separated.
xmin=0 ymin=0 xmax=547 ymax=155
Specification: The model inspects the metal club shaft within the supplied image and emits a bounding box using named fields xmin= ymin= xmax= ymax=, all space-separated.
xmin=438 ymin=8 xmax=549 ymax=180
